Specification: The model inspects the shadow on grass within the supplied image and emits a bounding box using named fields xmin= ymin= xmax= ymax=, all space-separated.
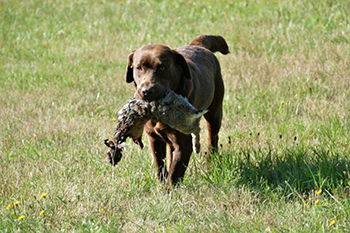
xmin=202 ymin=144 xmax=350 ymax=194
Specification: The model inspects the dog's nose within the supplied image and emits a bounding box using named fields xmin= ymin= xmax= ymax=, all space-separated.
xmin=141 ymin=87 xmax=153 ymax=97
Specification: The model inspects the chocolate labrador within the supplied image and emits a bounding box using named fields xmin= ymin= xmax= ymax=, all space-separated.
xmin=125 ymin=35 xmax=229 ymax=187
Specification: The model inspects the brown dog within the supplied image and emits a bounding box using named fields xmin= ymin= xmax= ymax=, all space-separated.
xmin=125 ymin=35 xmax=229 ymax=187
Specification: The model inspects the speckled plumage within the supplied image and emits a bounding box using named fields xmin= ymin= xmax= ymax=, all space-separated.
xmin=105 ymin=89 xmax=207 ymax=165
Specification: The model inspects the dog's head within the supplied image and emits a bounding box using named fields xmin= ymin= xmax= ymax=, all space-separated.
xmin=126 ymin=45 xmax=192 ymax=100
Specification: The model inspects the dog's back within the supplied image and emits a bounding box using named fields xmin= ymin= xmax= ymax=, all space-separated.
xmin=175 ymin=35 xmax=229 ymax=110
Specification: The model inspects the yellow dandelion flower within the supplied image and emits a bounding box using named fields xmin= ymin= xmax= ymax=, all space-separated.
xmin=40 ymin=210 xmax=45 ymax=216
xmin=329 ymin=220 xmax=336 ymax=226
xmin=11 ymin=211 xmax=15 ymax=215
xmin=112 ymin=118 xmax=117 ymax=122
xmin=338 ymin=22 xmax=343 ymax=26
xmin=319 ymin=23 xmax=323 ymax=27
xmin=316 ymin=189 xmax=322 ymax=195
xmin=334 ymin=17 xmax=338 ymax=21
xmin=280 ymin=101 xmax=285 ymax=105
xmin=40 ymin=193 xmax=47 ymax=199
xmin=13 ymin=201 xmax=20 ymax=206
xmin=315 ymin=199 xmax=320 ymax=204
xmin=17 ymin=215 xmax=25 ymax=221
xmin=6 ymin=204 xmax=11 ymax=210
xmin=311 ymin=189 xmax=315 ymax=193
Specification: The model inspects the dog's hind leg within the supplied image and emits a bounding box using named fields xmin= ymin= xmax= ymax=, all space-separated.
xmin=204 ymin=110 xmax=222 ymax=155
xmin=204 ymin=77 xmax=224 ymax=156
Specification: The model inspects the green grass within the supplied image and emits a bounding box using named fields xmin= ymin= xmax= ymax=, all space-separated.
xmin=1 ymin=0 xmax=350 ymax=231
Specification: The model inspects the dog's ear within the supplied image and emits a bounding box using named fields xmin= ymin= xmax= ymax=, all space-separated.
xmin=126 ymin=51 xmax=135 ymax=83
xmin=173 ymin=50 xmax=192 ymax=80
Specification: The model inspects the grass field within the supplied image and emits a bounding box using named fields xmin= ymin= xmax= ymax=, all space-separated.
xmin=1 ymin=0 xmax=350 ymax=231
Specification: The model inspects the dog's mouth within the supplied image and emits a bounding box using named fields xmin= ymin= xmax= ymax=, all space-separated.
xmin=138 ymin=88 xmax=167 ymax=101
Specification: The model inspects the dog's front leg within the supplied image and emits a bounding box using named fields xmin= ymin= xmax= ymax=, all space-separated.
xmin=166 ymin=133 xmax=193 ymax=188
xmin=148 ymin=135 xmax=168 ymax=183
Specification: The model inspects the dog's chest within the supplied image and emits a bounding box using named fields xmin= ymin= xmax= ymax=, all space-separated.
xmin=145 ymin=120 xmax=172 ymax=141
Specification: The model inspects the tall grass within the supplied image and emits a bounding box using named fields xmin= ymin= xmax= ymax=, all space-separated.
xmin=1 ymin=0 xmax=350 ymax=231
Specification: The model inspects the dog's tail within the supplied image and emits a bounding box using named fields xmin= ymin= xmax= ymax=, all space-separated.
xmin=189 ymin=35 xmax=230 ymax=55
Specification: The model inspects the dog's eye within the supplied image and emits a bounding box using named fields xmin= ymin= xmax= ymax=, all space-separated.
xmin=158 ymin=66 xmax=166 ymax=71
xmin=136 ymin=65 xmax=142 ymax=71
